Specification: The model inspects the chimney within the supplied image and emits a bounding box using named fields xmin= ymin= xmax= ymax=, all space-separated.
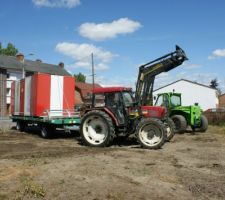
xmin=16 ymin=53 xmax=24 ymax=62
xmin=59 ymin=62 xmax=64 ymax=68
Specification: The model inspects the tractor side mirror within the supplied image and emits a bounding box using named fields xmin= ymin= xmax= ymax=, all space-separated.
xmin=153 ymin=96 xmax=156 ymax=100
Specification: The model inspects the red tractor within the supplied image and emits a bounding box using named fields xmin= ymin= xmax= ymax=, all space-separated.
xmin=80 ymin=87 xmax=167 ymax=149
xmin=80 ymin=45 xmax=187 ymax=149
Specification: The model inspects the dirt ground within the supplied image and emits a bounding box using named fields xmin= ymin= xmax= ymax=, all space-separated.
xmin=0 ymin=126 xmax=225 ymax=200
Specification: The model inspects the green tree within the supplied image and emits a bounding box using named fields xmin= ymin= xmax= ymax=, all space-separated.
xmin=74 ymin=73 xmax=86 ymax=83
xmin=210 ymin=78 xmax=219 ymax=89
xmin=0 ymin=42 xmax=18 ymax=56
xmin=210 ymin=78 xmax=221 ymax=95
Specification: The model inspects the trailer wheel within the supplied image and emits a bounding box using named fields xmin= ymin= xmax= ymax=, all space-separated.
xmin=165 ymin=118 xmax=176 ymax=141
xmin=80 ymin=110 xmax=115 ymax=147
xmin=41 ymin=125 xmax=55 ymax=139
xmin=136 ymin=118 xmax=166 ymax=149
xmin=171 ymin=115 xmax=187 ymax=133
xmin=16 ymin=121 xmax=26 ymax=132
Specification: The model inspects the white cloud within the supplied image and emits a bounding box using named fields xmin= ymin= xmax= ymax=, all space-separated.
xmin=182 ymin=63 xmax=202 ymax=69
xmin=78 ymin=18 xmax=142 ymax=41
xmin=32 ymin=0 xmax=80 ymax=8
xmin=208 ymin=48 xmax=225 ymax=59
xmin=157 ymin=72 xmax=169 ymax=78
xmin=55 ymin=42 xmax=117 ymax=70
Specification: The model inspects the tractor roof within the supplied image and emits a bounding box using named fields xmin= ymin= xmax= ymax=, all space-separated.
xmin=157 ymin=92 xmax=181 ymax=96
xmin=93 ymin=87 xmax=132 ymax=94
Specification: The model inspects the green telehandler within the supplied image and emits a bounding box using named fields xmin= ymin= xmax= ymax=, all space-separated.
xmin=154 ymin=92 xmax=208 ymax=133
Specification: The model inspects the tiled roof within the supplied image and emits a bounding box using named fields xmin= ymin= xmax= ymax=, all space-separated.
xmin=75 ymin=82 xmax=101 ymax=99
xmin=0 ymin=54 xmax=70 ymax=76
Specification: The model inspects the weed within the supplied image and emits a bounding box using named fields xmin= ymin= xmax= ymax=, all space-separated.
xmin=15 ymin=176 xmax=46 ymax=199
xmin=59 ymin=179 xmax=65 ymax=185
xmin=26 ymin=158 xmax=39 ymax=167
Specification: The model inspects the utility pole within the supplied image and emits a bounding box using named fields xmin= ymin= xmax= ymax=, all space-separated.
xmin=91 ymin=53 xmax=96 ymax=107
xmin=91 ymin=53 xmax=95 ymax=91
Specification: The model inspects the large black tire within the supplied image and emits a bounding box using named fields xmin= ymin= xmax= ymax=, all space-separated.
xmin=198 ymin=115 xmax=208 ymax=132
xmin=171 ymin=115 xmax=187 ymax=133
xmin=165 ymin=118 xmax=176 ymax=141
xmin=80 ymin=110 xmax=115 ymax=147
xmin=16 ymin=121 xmax=26 ymax=132
xmin=136 ymin=118 xmax=166 ymax=149
xmin=41 ymin=125 xmax=55 ymax=139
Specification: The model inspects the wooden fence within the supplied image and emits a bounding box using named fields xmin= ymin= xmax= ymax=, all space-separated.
xmin=204 ymin=111 xmax=225 ymax=125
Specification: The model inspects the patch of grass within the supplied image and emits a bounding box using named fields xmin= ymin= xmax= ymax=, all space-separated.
xmin=217 ymin=125 xmax=225 ymax=135
xmin=222 ymin=127 xmax=225 ymax=135
xmin=15 ymin=176 xmax=46 ymax=200
xmin=106 ymin=192 xmax=123 ymax=200
xmin=0 ymin=194 xmax=8 ymax=200
xmin=26 ymin=158 xmax=39 ymax=167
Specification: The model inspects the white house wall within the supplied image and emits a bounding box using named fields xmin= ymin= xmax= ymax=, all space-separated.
xmin=153 ymin=80 xmax=218 ymax=111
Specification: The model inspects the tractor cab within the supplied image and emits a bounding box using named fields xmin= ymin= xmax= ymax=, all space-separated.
xmin=91 ymin=87 xmax=166 ymax=126
xmin=91 ymin=87 xmax=138 ymax=126
xmin=155 ymin=92 xmax=182 ymax=110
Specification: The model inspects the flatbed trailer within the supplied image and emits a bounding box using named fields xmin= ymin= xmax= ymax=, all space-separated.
xmin=11 ymin=110 xmax=81 ymax=138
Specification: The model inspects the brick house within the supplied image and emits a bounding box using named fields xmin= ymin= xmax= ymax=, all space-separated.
xmin=75 ymin=82 xmax=102 ymax=106
xmin=219 ymin=93 xmax=225 ymax=108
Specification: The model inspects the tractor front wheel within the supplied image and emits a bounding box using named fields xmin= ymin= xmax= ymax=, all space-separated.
xmin=80 ymin=110 xmax=115 ymax=147
xmin=136 ymin=118 xmax=166 ymax=149
xmin=171 ymin=115 xmax=187 ymax=133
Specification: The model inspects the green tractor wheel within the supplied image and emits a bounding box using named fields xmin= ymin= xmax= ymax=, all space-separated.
xmin=171 ymin=115 xmax=187 ymax=133
xmin=193 ymin=115 xmax=208 ymax=132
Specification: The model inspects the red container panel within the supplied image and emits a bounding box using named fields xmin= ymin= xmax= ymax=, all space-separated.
xmin=63 ymin=76 xmax=75 ymax=114
xmin=31 ymin=73 xmax=51 ymax=117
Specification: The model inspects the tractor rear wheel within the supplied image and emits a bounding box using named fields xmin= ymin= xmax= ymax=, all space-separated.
xmin=171 ymin=115 xmax=187 ymax=133
xmin=80 ymin=110 xmax=115 ymax=147
xmin=136 ymin=118 xmax=166 ymax=149
xmin=165 ymin=118 xmax=176 ymax=141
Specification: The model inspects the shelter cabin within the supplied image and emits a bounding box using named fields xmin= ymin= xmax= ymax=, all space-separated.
xmin=0 ymin=54 xmax=70 ymax=118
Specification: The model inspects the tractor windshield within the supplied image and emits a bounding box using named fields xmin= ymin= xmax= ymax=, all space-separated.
xmin=155 ymin=95 xmax=164 ymax=106
xmin=122 ymin=92 xmax=134 ymax=107
xmin=171 ymin=95 xmax=181 ymax=107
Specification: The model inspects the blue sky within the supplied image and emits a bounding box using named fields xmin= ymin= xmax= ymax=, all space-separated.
xmin=0 ymin=0 xmax=225 ymax=92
